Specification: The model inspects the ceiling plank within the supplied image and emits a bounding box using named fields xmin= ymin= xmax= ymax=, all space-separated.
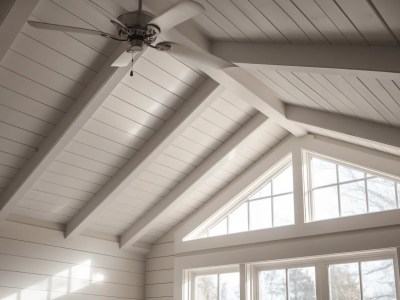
xmin=0 ymin=0 xmax=39 ymax=62
xmin=120 ymin=112 xmax=269 ymax=249
xmin=286 ymin=104 xmax=400 ymax=149
xmin=212 ymin=42 xmax=400 ymax=79
xmin=0 ymin=43 xmax=134 ymax=221
xmin=65 ymin=78 xmax=225 ymax=238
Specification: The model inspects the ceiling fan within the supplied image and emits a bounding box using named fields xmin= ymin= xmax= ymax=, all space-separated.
xmin=28 ymin=0 xmax=230 ymax=73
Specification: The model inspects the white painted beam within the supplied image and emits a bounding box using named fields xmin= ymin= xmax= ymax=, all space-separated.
xmin=65 ymin=79 xmax=224 ymax=238
xmin=0 ymin=43 xmax=135 ymax=221
xmin=163 ymin=45 xmax=305 ymax=137
xmin=211 ymin=42 xmax=400 ymax=79
xmin=286 ymin=104 xmax=400 ymax=149
xmin=211 ymin=67 xmax=306 ymax=137
xmin=0 ymin=0 xmax=39 ymax=62
xmin=120 ymin=112 xmax=269 ymax=248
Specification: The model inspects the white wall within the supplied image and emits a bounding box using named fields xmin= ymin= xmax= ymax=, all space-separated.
xmin=145 ymin=231 xmax=174 ymax=300
xmin=0 ymin=221 xmax=145 ymax=300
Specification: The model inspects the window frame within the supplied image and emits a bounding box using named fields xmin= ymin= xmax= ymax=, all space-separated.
xmin=304 ymin=151 xmax=400 ymax=222
xmin=250 ymin=249 xmax=399 ymax=300
xmin=187 ymin=265 xmax=240 ymax=300
xmin=200 ymin=160 xmax=294 ymax=239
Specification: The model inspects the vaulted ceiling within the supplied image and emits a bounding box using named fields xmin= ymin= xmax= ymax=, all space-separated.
xmin=0 ymin=0 xmax=399 ymax=253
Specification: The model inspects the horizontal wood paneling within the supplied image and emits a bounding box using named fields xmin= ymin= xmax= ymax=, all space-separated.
xmin=145 ymin=234 xmax=175 ymax=300
xmin=0 ymin=222 xmax=144 ymax=300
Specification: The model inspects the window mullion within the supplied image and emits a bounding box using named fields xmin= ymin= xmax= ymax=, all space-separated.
xmin=365 ymin=178 xmax=370 ymax=213
xmin=292 ymin=148 xmax=305 ymax=225
xmin=336 ymin=165 xmax=342 ymax=217
xmin=317 ymin=262 xmax=330 ymax=300
xmin=358 ymin=262 xmax=364 ymax=300
xmin=285 ymin=268 xmax=289 ymax=300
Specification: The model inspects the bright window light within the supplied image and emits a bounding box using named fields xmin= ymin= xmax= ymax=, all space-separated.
xmin=307 ymin=154 xmax=400 ymax=222
xmin=194 ymin=272 xmax=239 ymax=300
xmin=202 ymin=163 xmax=294 ymax=239
xmin=329 ymin=259 xmax=397 ymax=300
xmin=259 ymin=267 xmax=317 ymax=300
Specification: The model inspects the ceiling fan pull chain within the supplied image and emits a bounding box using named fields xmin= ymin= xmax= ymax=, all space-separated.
xmin=138 ymin=0 xmax=142 ymax=11
xmin=130 ymin=51 xmax=134 ymax=77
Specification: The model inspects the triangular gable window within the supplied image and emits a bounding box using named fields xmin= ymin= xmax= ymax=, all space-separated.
xmin=305 ymin=152 xmax=400 ymax=222
xmin=186 ymin=155 xmax=294 ymax=241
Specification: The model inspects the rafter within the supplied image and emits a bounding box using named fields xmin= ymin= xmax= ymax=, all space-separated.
xmin=65 ymin=79 xmax=224 ymax=238
xmin=161 ymin=44 xmax=305 ymax=137
xmin=0 ymin=0 xmax=39 ymax=62
xmin=211 ymin=42 xmax=400 ymax=79
xmin=211 ymin=67 xmax=306 ymax=136
xmin=120 ymin=112 xmax=269 ymax=249
xmin=0 ymin=43 xmax=137 ymax=221
xmin=286 ymin=104 xmax=400 ymax=149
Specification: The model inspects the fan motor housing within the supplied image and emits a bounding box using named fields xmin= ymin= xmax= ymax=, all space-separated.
xmin=118 ymin=11 xmax=160 ymax=52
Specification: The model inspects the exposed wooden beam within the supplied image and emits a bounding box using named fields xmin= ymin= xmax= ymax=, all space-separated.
xmin=162 ymin=45 xmax=305 ymax=137
xmin=0 ymin=0 xmax=39 ymax=62
xmin=211 ymin=42 xmax=400 ymax=79
xmin=65 ymin=79 xmax=224 ymax=238
xmin=0 ymin=43 xmax=136 ymax=221
xmin=120 ymin=112 xmax=269 ymax=249
xmin=286 ymin=104 xmax=400 ymax=149
xmin=211 ymin=67 xmax=306 ymax=137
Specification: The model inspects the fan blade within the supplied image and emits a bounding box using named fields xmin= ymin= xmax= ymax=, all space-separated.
xmin=149 ymin=1 xmax=204 ymax=32
xmin=162 ymin=42 xmax=234 ymax=70
xmin=86 ymin=0 xmax=129 ymax=32
xmin=28 ymin=21 xmax=126 ymax=41
xmin=111 ymin=50 xmax=132 ymax=67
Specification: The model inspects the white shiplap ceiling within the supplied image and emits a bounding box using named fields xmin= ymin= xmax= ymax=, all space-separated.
xmin=0 ymin=0 xmax=399 ymax=252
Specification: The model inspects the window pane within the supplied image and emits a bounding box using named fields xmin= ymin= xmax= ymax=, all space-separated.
xmin=273 ymin=165 xmax=293 ymax=195
xmin=208 ymin=218 xmax=227 ymax=237
xmin=195 ymin=274 xmax=218 ymax=300
xmin=273 ymin=194 xmax=294 ymax=226
xmin=340 ymin=181 xmax=367 ymax=217
xmin=259 ymin=269 xmax=286 ymax=300
xmin=329 ymin=263 xmax=361 ymax=300
xmin=338 ymin=165 xmax=364 ymax=183
xmin=367 ymin=178 xmax=397 ymax=212
xmin=361 ymin=259 xmax=396 ymax=300
xmin=219 ymin=272 xmax=240 ymax=300
xmin=250 ymin=182 xmax=271 ymax=200
xmin=228 ymin=202 xmax=248 ymax=234
xmin=311 ymin=157 xmax=337 ymax=188
xmin=288 ymin=267 xmax=316 ymax=300
xmin=313 ymin=186 xmax=339 ymax=220
xmin=249 ymin=198 xmax=272 ymax=230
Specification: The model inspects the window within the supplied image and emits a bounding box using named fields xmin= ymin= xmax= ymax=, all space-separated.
xmin=329 ymin=259 xmax=397 ymax=300
xmin=259 ymin=266 xmax=316 ymax=300
xmin=184 ymin=251 xmax=398 ymax=300
xmin=205 ymin=163 xmax=294 ymax=238
xmin=307 ymin=154 xmax=400 ymax=221
xmin=251 ymin=250 xmax=398 ymax=300
xmin=191 ymin=269 xmax=240 ymax=300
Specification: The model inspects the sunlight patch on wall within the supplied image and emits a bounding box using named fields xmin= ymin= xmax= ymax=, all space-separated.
xmin=1 ymin=260 xmax=105 ymax=300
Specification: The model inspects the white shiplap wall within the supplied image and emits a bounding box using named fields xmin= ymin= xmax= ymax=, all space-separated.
xmin=145 ymin=231 xmax=175 ymax=300
xmin=0 ymin=221 xmax=145 ymax=300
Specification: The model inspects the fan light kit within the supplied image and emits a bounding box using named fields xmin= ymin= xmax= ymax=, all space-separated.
xmin=28 ymin=0 xmax=205 ymax=75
